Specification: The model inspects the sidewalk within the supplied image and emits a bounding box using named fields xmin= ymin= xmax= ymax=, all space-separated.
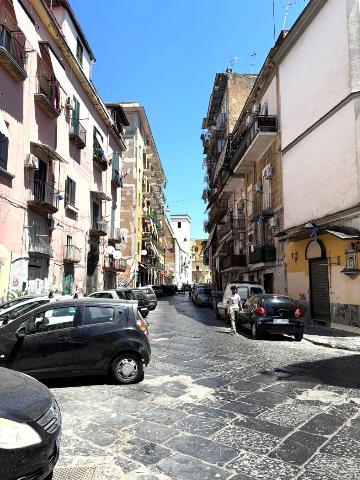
xmin=304 ymin=324 xmax=360 ymax=352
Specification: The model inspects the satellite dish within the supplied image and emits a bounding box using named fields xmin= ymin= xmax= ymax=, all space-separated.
xmin=113 ymin=250 xmax=122 ymax=259
xmin=106 ymin=245 xmax=115 ymax=255
xmin=141 ymin=249 xmax=148 ymax=256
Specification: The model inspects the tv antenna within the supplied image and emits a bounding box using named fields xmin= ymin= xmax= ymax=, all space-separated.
xmin=228 ymin=56 xmax=239 ymax=69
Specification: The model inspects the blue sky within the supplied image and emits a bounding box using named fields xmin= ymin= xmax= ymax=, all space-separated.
xmin=71 ymin=0 xmax=307 ymax=238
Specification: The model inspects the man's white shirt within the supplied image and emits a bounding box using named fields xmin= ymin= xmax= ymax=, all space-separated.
xmin=228 ymin=293 xmax=241 ymax=310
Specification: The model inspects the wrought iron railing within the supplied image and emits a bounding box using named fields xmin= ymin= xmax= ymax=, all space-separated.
xmin=221 ymin=254 xmax=246 ymax=270
xmin=28 ymin=235 xmax=52 ymax=257
xmin=36 ymin=76 xmax=60 ymax=112
xmin=70 ymin=120 xmax=86 ymax=146
xmin=249 ymin=244 xmax=276 ymax=264
xmin=64 ymin=245 xmax=81 ymax=262
xmin=0 ymin=24 xmax=25 ymax=70
xmin=28 ymin=180 xmax=59 ymax=210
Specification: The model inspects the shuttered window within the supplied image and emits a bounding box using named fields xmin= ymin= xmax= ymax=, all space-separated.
xmin=0 ymin=133 xmax=9 ymax=170
xmin=65 ymin=176 xmax=76 ymax=207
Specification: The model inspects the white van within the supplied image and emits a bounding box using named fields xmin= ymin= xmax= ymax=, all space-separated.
xmin=216 ymin=283 xmax=265 ymax=320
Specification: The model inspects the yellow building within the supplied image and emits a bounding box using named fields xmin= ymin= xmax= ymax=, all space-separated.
xmin=191 ymin=239 xmax=212 ymax=284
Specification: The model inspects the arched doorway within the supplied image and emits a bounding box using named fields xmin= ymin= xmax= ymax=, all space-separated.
xmin=306 ymin=240 xmax=330 ymax=323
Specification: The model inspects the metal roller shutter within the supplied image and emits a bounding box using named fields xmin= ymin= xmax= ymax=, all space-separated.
xmin=310 ymin=259 xmax=330 ymax=321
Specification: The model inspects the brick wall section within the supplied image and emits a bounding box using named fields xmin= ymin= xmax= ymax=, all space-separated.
xmin=226 ymin=74 xmax=257 ymax=133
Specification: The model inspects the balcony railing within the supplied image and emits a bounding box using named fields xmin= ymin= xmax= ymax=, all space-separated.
xmin=70 ymin=120 xmax=86 ymax=149
xmin=215 ymin=112 xmax=227 ymax=130
xmin=27 ymin=180 xmax=59 ymax=214
xmin=217 ymin=223 xmax=231 ymax=240
xmin=221 ymin=254 xmax=246 ymax=270
xmin=104 ymin=257 xmax=127 ymax=271
xmin=34 ymin=76 xmax=61 ymax=118
xmin=64 ymin=245 xmax=81 ymax=263
xmin=90 ymin=218 xmax=108 ymax=236
xmin=0 ymin=24 xmax=26 ymax=81
xmin=253 ymin=192 xmax=273 ymax=217
xmin=28 ymin=235 xmax=52 ymax=258
xmin=232 ymin=217 xmax=246 ymax=231
xmin=107 ymin=226 xmax=122 ymax=243
xmin=230 ymin=116 xmax=278 ymax=172
xmin=249 ymin=244 xmax=276 ymax=264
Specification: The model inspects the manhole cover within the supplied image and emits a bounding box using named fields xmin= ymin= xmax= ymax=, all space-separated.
xmin=53 ymin=466 xmax=97 ymax=480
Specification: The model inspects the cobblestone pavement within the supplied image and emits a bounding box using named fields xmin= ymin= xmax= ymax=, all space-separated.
xmin=52 ymin=295 xmax=360 ymax=480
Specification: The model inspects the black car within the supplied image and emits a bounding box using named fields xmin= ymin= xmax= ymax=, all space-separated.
xmin=0 ymin=367 xmax=61 ymax=480
xmin=0 ymin=299 xmax=151 ymax=384
xmin=238 ymin=294 xmax=304 ymax=341
xmin=88 ymin=289 xmax=149 ymax=318
xmin=130 ymin=289 xmax=150 ymax=317
xmin=140 ymin=286 xmax=157 ymax=310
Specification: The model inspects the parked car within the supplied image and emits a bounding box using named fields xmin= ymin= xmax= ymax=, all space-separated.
xmin=140 ymin=286 xmax=157 ymax=310
xmin=131 ymin=289 xmax=150 ymax=317
xmin=0 ymin=294 xmax=43 ymax=313
xmin=216 ymin=283 xmax=265 ymax=320
xmin=151 ymin=285 xmax=164 ymax=297
xmin=88 ymin=289 xmax=149 ymax=317
xmin=0 ymin=298 xmax=150 ymax=384
xmin=0 ymin=295 xmax=68 ymax=326
xmin=0 ymin=367 xmax=61 ymax=480
xmin=238 ymin=294 xmax=304 ymax=341
xmin=211 ymin=291 xmax=223 ymax=311
xmin=193 ymin=286 xmax=212 ymax=307
xmin=190 ymin=283 xmax=206 ymax=301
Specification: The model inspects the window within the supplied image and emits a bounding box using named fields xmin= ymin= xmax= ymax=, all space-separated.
xmin=0 ymin=300 xmax=49 ymax=323
xmin=178 ymin=222 xmax=181 ymax=228
xmin=65 ymin=176 xmax=76 ymax=207
xmin=26 ymin=306 xmax=77 ymax=334
xmin=0 ymin=132 xmax=9 ymax=171
xmin=251 ymin=287 xmax=263 ymax=295
xmin=196 ymin=265 xmax=200 ymax=272
xmin=91 ymin=292 xmax=113 ymax=299
xmin=76 ymin=38 xmax=83 ymax=66
xmin=82 ymin=306 xmax=116 ymax=325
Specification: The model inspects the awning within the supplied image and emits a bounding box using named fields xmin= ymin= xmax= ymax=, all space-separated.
xmin=0 ymin=110 xmax=9 ymax=139
xmin=326 ymin=227 xmax=360 ymax=240
xmin=31 ymin=141 xmax=68 ymax=163
xmin=205 ymin=225 xmax=216 ymax=250
xmin=12 ymin=0 xmax=41 ymax=56
xmin=90 ymin=189 xmax=111 ymax=201
xmin=47 ymin=46 xmax=68 ymax=93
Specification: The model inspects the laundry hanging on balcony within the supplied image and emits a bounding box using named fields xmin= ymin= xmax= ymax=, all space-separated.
xmin=12 ymin=0 xmax=41 ymax=56
xmin=94 ymin=129 xmax=110 ymax=165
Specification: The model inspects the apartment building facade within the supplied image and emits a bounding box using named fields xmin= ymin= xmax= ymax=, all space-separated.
xmin=0 ymin=0 xmax=127 ymax=298
xmin=171 ymin=214 xmax=192 ymax=285
xmin=114 ymin=103 xmax=166 ymax=287
xmin=191 ymin=239 xmax=211 ymax=284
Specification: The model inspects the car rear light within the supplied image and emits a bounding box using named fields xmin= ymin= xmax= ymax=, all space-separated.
xmin=255 ymin=307 xmax=267 ymax=316
xmin=136 ymin=318 xmax=148 ymax=336
xmin=295 ymin=308 xmax=303 ymax=318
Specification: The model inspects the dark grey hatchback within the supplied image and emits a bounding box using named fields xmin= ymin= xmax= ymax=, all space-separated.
xmin=0 ymin=299 xmax=151 ymax=384
xmin=0 ymin=367 xmax=60 ymax=480
xmin=238 ymin=294 xmax=304 ymax=341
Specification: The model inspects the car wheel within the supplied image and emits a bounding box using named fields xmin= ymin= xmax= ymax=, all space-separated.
xmin=251 ymin=321 xmax=259 ymax=339
xmin=294 ymin=333 xmax=303 ymax=342
xmin=111 ymin=354 xmax=144 ymax=384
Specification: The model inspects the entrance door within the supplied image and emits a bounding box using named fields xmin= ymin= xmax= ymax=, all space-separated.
xmin=309 ymin=259 xmax=330 ymax=322
xmin=264 ymin=273 xmax=274 ymax=294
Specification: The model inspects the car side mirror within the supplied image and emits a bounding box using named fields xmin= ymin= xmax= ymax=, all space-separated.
xmin=16 ymin=326 xmax=27 ymax=339
xmin=2 ymin=314 xmax=10 ymax=326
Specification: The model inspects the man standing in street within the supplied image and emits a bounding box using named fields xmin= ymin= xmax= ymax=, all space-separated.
xmin=228 ymin=285 xmax=242 ymax=334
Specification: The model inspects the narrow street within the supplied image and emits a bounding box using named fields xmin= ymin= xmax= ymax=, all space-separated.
xmin=52 ymin=296 xmax=360 ymax=480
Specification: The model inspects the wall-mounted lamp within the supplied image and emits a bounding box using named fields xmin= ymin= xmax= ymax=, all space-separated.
xmin=291 ymin=252 xmax=298 ymax=262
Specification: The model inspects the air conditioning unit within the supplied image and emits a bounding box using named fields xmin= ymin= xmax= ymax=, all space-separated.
xmin=269 ymin=216 xmax=278 ymax=228
xmin=25 ymin=154 xmax=39 ymax=169
xmin=254 ymin=182 xmax=262 ymax=193
xmin=264 ymin=165 xmax=273 ymax=180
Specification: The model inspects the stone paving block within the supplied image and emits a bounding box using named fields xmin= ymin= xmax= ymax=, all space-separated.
xmin=91 ymin=412 xmax=137 ymax=430
xmin=227 ymin=453 xmax=299 ymax=480
xmin=157 ymin=452 xmax=229 ymax=480
xmin=225 ymin=449 xmax=262 ymax=475
xmin=212 ymin=424 xmax=279 ymax=454
xmin=165 ymin=434 xmax=238 ymax=466
xmin=233 ymin=415 xmax=292 ymax=438
xmin=143 ymin=406 xmax=188 ymax=426
xmin=300 ymin=412 xmax=345 ymax=436
xmin=123 ymin=438 xmax=171 ymax=465
xmin=195 ymin=376 xmax=232 ymax=388
xmin=257 ymin=401 xmax=319 ymax=427
xmin=114 ymin=454 xmax=140 ymax=473
xmin=174 ymin=413 xmax=226 ymax=437
xmin=240 ymin=391 xmax=286 ymax=408
xmin=269 ymin=430 xmax=326 ymax=465
xmin=296 ymin=472 xmax=334 ymax=480
xmin=125 ymin=420 xmax=179 ymax=444
xmin=327 ymin=402 xmax=360 ymax=418
xmin=76 ymin=422 xmax=117 ymax=447
xmin=222 ymin=400 xmax=269 ymax=417
xmin=229 ymin=380 xmax=264 ymax=394
xmin=320 ymin=429 xmax=360 ymax=458
xmin=305 ymin=453 xmax=360 ymax=480
xmin=180 ymin=403 xmax=237 ymax=421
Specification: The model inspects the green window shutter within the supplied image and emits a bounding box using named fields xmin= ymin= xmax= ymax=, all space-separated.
xmin=112 ymin=151 xmax=119 ymax=170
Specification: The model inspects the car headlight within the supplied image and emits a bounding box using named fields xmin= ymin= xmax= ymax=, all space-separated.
xmin=0 ymin=418 xmax=42 ymax=449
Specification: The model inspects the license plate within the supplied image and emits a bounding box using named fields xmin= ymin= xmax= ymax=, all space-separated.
xmin=273 ymin=319 xmax=289 ymax=324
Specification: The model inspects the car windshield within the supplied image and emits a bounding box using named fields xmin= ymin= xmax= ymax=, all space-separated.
xmin=236 ymin=287 xmax=249 ymax=300
xmin=198 ymin=288 xmax=211 ymax=295
xmin=142 ymin=288 xmax=154 ymax=295
xmin=262 ymin=297 xmax=296 ymax=315
xmin=132 ymin=290 xmax=145 ymax=300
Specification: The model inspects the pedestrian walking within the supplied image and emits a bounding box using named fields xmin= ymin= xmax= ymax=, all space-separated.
xmin=227 ymin=285 xmax=242 ymax=334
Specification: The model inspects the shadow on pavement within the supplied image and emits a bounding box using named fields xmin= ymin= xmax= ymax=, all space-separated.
xmin=42 ymin=375 xmax=113 ymax=389
xmin=304 ymin=325 xmax=360 ymax=338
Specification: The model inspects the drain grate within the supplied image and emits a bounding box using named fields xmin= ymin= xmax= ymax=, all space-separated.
xmin=53 ymin=466 xmax=97 ymax=480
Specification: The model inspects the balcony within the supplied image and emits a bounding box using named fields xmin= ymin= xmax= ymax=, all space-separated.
xmin=89 ymin=218 xmax=108 ymax=236
xmin=221 ymin=254 xmax=246 ymax=270
xmin=104 ymin=257 xmax=127 ymax=272
xmin=217 ymin=223 xmax=231 ymax=241
xmin=215 ymin=112 xmax=227 ymax=131
xmin=209 ymin=198 xmax=228 ymax=226
xmin=230 ymin=116 xmax=278 ymax=174
xmin=232 ymin=217 xmax=246 ymax=231
xmin=28 ymin=235 xmax=52 ymax=258
xmin=0 ymin=25 xmax=27 ymax=81
xmin=70 ymin=120 xmax=86 ymax=149
xmin=107 ymin=226 xmax=122 ymax=243
xmin=34 ymin=77 xmax=61 ymax=118
xmin=253 ymin=192 xmax=273 ymax=218
xmin=64 ymin=245 xmax=81 ymax=263
xmin=143 ymin=164 xmax=154 ymax=178
xmin=249 ymin=244 xmax=276 ymax=264
xmin=27 ymin=180 xmax=59 ymax=214
xmin=111 ymin=168 xmax=122 ymax=187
